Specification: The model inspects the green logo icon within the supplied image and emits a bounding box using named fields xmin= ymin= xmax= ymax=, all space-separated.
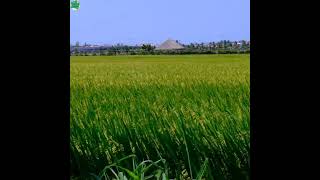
xmin=71 ymin=0 xmax=80 ymax=11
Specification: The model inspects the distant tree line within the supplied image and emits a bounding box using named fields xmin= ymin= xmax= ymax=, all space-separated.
xmin=70 ymin=40 xmax=250 ymax=56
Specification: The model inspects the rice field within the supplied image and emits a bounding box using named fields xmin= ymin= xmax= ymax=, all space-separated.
xmin=70 ymin=55 xmax=250 ymax=180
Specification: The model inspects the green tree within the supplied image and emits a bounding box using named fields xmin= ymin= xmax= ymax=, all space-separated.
xmin=74 ymin=48 xmax=79 ymax=55
xmin=141 ymin=44 xmax=155 ymax=53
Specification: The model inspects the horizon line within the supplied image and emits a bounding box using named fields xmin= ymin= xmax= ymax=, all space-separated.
xmin=70 ymin=39 xmax=251 ymax=45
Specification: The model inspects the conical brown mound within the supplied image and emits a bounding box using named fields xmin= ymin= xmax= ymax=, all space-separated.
xmin=156 ymin=39 xmax=184 ymax=50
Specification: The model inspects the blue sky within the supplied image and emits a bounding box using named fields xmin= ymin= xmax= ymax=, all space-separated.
xmin=70 ymin=0 xmax=250 ymax=45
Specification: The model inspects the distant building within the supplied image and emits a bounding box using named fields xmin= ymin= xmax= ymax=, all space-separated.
xmin=155 ymin=39 xmax=184 ymax=50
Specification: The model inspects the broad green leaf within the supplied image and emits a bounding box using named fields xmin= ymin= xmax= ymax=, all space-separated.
xmin=196 ymin=158 xmax=209 ymax=180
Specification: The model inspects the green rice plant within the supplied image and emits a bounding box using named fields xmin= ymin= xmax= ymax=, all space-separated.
xmin=70 ymin=55 xmax=250 ymax=180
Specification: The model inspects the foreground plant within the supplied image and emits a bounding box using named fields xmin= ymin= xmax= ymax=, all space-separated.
xmin=90 ymin=155 xmax=209 ymax=180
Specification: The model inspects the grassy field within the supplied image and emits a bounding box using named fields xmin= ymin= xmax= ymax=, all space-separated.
xmin=70 ymin=55 xmax=250 ymax=180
